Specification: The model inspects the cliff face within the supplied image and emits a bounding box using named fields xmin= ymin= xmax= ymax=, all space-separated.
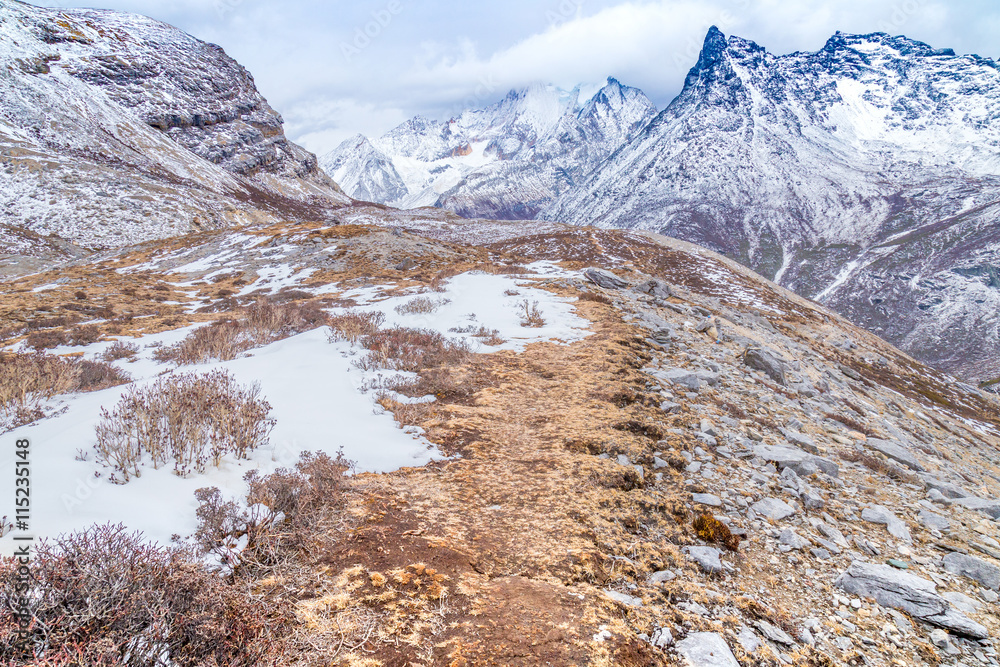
xmin=0 ymin=0 xmax=349 ymax=253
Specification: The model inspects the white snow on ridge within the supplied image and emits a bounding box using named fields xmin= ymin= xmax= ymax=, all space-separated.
xmin=0 ymin=268 xmax=590 ymax=556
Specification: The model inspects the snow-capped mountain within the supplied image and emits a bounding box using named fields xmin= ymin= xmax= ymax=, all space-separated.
xmin=0 ymin=0 xmax=349 ymax=254
xmin=321 ymin=79 xmax=656 ymax=218
xmin=544 ymin=28 xmax=1000 ymax=383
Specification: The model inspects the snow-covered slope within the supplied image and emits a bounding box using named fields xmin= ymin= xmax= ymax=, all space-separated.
xmin=0 ymin=0 xmax=349 ymax=251
xmin=545 ymin=28 xmax=1000 ymax=383
xmin=321 ymin=79 xmax=656 ymax=218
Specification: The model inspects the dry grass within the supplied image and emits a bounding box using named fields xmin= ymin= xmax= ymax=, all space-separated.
xmin=824 ymin=411 xmax=876 ymax=437
xmin=93 ymin=370 xmax=275 ymax=483
xmin=154 ymin=299 xmax=328 ymax=365
xmin=693 ymin=513 xmax=740 ymax=551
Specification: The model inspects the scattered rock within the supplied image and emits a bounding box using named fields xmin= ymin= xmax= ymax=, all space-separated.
xmin=866 ymin=438 xmax=924 ymax=472
xmin=693 ymin=493 xmax=723 ymax=507
xmin=835 ymin=561 xmax=988 ymax=639
xmin=756 ymin=620 xmax=795 ymax=645
xmin=685 ymin=546 xmax=723 ymax=574
xmin=753 ymin=444 xmax=838 ymax=477
xmin=650 ymin=626 xmax=674 ymax=649
xmin=917 ymin=509 xmax=951 ymax=531
xmin=751 ymin=497 xmax=797 ymax=521
xmin=779 ymin=529 xmax=809 ymax=551
xmin=942 ymin=552 xmax=1000 ymax=590
xmin=675 ymin=632 xmax=740 ymax=667
xmin=861 ymin=505 xmax=912 ymax=543
xmin=952 ymin=496 xmax=1000 ymax=519
xmin=743 ymin=347 xmax=788 ymax=384
xmin=603 ymin=589 xmax=643 ymax=608
xmin=648 ymin=570 xmax=677 ymax=585
xmin=584 ymin=267 xmax=628 ymax=290
xmin=636 ymin=278 xmax=672 ymax=299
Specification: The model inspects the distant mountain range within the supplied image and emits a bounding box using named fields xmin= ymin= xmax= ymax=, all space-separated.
xmin=327 ymin=28 xmax=1000 ymax=384
xmin=320 ymin=79 xmax=657 ymax=219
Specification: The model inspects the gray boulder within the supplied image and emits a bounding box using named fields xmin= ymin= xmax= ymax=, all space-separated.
xmin=751 ymin=497 xmax=797 ymax=520
xmin=917 ymin=509 xmax=951 ymax=531
xmin=919 ymin=474 xmax=972 ymax=499
xmin=685 ymin=546 xmax=723 ymax=574
xmin=835 ymin=561 xmax=988 ymax=639
xmin=584 ymin=267 xmax=628 ymax=290
xmin=753 ymin=444 xmax=839 ymax=478
xmin=743 ymin=348 xmax=788 ymax=385
xmin=942 ymin=552 xmax=1000 ymax=590
xmin=636 ymin=278 xmax=672 ymax=299
xmin=861 ymin=505 xmax=912 ymax=543
xmin=867 ymin=438 xmax=924 ymax=472
xmin=951 ymin=497 xmax=1000 ymax=519
xmin=675 ymin=632 xmax=740 ymax=667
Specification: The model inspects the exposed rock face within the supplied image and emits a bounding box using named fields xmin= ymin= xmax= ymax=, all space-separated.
xmin=545 ymin=27 xmax=1000 ymax=383
xmin=0 ymin=0 xmax=348 ymax=253
xmin=320 ymin=79 xmax=657 ymax=218
xmin=836 ymin=561 xmax=989 ymax=639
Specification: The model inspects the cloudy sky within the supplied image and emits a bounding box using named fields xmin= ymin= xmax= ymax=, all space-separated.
xmin=32 ymin=0 xmax=1000 ymax=156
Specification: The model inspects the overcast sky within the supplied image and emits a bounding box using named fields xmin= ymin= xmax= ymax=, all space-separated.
xmin=32 ymin=0 xmax=1000 ymax=157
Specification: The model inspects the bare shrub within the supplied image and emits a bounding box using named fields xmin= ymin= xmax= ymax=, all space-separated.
xmin=0 ymin=523 xmax=290 ymax=666
xmin=26 ymin=328 xmax=68 ymax=351
xmin=94 ymin=370 xmax=275 ymax=483
xmin=67 ymin=324 xmax=102 ymax=347
xmin=155 ymin=299 xmax=329 ymax=365
xmin=193 ymin=451 xmax=352 ymax=575
xmin=823 ymin=411 xmax=876 ymax=437
xmin=448 ymin=324 xmax=505 ymax=345
xmin=578 ymin=291 xmax=612 ymax=305
xmin=394 ymin=296 xmax=450 ymax=315
xmin=383 ymin=368 xmax=474 ymax=403
xmin=327 ymin=309 xmax=386 ymax=344
xmin=518 ymin=300 xmax=546 ymax=328
xmin=356 ymin=327 xmax=472 ymax=372
xmin=0 ymin=353 xmax=130 ymax=433
xmin=100 ymin=341 xmax=140 ymax=362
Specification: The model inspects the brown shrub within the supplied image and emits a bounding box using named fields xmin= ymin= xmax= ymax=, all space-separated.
xmin=73 ymin=290 xmax=87 ymax=300
xmin=693 ymin=513 xmax=740 ymax=551
xmin=0 ymin=353 xmax=129 ymax=432
xmin=578 ymin=291 xmax=612 ymax=305
xmin=327 ymin=309 xmax=386 ymax=344
xmin=0 ymin=523 xmax=290 ymax=666
xmin=518 ymin=299 xmax=545 ymax=327
xmin=26 ymin=329 xmax=68 ymax=351
xmin=68 ymin=324 xmax=102 ymax=347
xmin=356 ymin=327 xmax=472 ymax=372
xmin=93 ymin=370 xmax=275 ymax=483
xmin=100 ymin=341 xmax=140 ymax=362
xmin=156 ymin=299 xmax=329 ymax=365
xmin=375 ymin=392 xmax=435 ymax=426
xmin=394 ymin=296 xmax=449 ymax=315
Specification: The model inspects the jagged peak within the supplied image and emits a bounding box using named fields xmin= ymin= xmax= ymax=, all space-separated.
xmin=822 ymin=31 xmax=957 ymax=58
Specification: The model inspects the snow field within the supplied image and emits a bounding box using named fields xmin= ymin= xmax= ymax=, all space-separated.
xmin=0 ymin=265 xmax=590 ymax=555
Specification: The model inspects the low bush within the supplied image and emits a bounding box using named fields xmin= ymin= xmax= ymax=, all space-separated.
xmin=518 ymin=299 xmax=546 ymax=328
xmin=0 ymin=523 xmax=290 ymax=666
xmin=394 ymin=296 xmax=450 ymax=315
xmin=194 ymin=451 xmax=352 ymax=575
xmin=93 ymin=370 xmax=275 ymax=483
xmin=155 ymin=299 xmax=328 ymax=365
xmin=356 ymin=326 xmax=472 ymax=372
xmin=25 ymin=329 xmax=68 ymax=351
xmin=448 ymin=324 xmax=505 ymax=345
xmin=327 ymin=309 xmax=386 ymax=344
xmin=840 ymin=449 xmax=919 ymax=484
xmin=0 ymin=353 xmax=130 ymax=433
xmin=100 ymin=341 xmax=140 ymax=362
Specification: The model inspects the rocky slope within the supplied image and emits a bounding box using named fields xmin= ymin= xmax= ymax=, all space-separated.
xmin=321 ymin=78 xmax=656 ymax=218
xmin=544 ymin=28 xmax=1000 ymax=384
xmin=2 ymin=209 xmax=1000 ymax=665
xmin=0 ymin=0 xmax=349 ymax=258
